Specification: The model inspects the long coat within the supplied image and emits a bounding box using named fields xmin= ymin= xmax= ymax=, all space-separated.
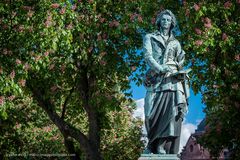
xmin=143 ymin=30 xmax=190 ymax=144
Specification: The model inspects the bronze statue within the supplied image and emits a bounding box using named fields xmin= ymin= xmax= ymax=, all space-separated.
xmin=143 ymin=9 xmax=190 ymax=154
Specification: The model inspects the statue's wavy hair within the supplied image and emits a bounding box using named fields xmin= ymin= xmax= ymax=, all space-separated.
xmin=155 ymin=10 xmax=177 ymax=31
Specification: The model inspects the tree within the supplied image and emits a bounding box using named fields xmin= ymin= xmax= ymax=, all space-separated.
xmin=0 ymin=0 xmax=162 ymax=159
xmin=158 ymin=0 xmax=240 ymax=158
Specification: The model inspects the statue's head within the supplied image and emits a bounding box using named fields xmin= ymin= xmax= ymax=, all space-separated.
xmin=155 ymin=10 xmax=176 ymax=32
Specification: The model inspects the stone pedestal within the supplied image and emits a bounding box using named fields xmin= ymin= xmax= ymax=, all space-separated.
xmin=138 ymin=154 xmax=179 ymax=160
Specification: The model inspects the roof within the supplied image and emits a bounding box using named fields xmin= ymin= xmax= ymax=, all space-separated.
xmin=195 ymin=118 xmax=206 ymax=132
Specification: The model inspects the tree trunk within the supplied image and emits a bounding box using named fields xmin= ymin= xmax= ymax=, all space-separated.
xmin=29 ymin=81 xmax=102 ymax=160
xmin=63 ymin=134 xmax=80 ymax=160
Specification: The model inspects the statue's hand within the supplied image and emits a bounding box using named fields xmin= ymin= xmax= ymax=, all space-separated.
xmin=162 ymin=65 xmax=173 ymax=73
xmin=175 ymin=111 xmax=184 ymax=121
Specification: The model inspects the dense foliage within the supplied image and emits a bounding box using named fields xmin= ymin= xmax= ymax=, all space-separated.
xmin=0 ymin=0 xmax=152 ymax=159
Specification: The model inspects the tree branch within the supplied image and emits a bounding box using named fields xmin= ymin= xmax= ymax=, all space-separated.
xmin=27 ymin=83 xmax=95 ymax=159
xmin=61 ymin=87 xmax=74 ymax=120
xmin=63 ymin=134 xmax=80 ymax=160
xmin=77 ymin=69 xmax=101 ymax=159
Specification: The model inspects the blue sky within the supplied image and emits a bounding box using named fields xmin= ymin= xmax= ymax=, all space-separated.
xmin=130 ymin=82 xmax=205 ymax=125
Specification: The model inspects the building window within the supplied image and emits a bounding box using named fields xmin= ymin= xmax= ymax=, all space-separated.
xmin=190 ymin=145 xmax=194 ymax=152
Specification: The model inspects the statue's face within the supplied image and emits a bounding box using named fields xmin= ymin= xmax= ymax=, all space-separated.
xmin=160 ymin=14 xmax=172 ymax=30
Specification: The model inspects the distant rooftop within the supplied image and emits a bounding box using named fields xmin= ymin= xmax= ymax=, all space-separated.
xmin=195 ymin=118 xmax=206 ymax=132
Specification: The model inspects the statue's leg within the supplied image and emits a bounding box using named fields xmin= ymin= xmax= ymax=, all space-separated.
xmin=144 ymin=91 xmax=156 ymax=133
xmin=170 ymin=118 xmax=182 ymax=154
xmin=169 ymin=136 xmax=181 ymax=154
xmin=156 ymin=138 xmax=166 ymax=154
xmin=143 ymin=144 xmax=153 ymax=154
xmin=164 ymin=138 xmax=172 ymax=154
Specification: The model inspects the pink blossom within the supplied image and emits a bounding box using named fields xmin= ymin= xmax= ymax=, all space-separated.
xmin=18 ymin=25 xmax=24 ymax=32
xmin=88 ymin=47 xmax=93 ymax=53
xmin=35 ymin=55 xmax=41 ymax=61
xmin=195 ymin=40 xmax=203 ymax=46
xmin=216 ymin=123 xmax=222 ymax=134
xmin=224 ymin=69 xmax=231 ymax=76
xmin=10 ymin=70 xmax=15 ymax=79
xmin=193 ymin=3 xmax=200 ymax=11
xmin=28 ymin=26 xmax=33 ymax=32
xmin=100 ymin=52 xmax=106 ymax=57
xmin=24 ymin=63 xmax=30 ymax=71
xmin=16 ymin=59 xmax=22 ymax=65
xmin=138 ymin=15 xmax=143 ymax=23
xmin=210 ymin=64 xmax=216 ymax=71
xmin=66 ymin=23 xmax=73 ymax=30
xmin=47 ymin=15 xmax=52 ymax=21
xmin=130 ymin=13 xmax=137 ymax=22
xmin=16 ymin=122 xmax=21 ymax=129
xmin=43 ymin=126 xmax=52 ymax=132
xmin=51 ymin=85 xmax=58 ymax=92
xmin=60 ymin=7 xmax=66 ymax=14
xmin=222 ymin=33 xmax=228 ymax=41
xmin=237 ymin=0 xmax=240 ymax=4
xmin=235 ymin=54 xmax=240 ymax=61
xmin=194 ymin=28 xmax=202 ymax=35
xmin=18 ymin=79 xmax=26 ymax=87
xmin=44 ymin=20 xmax=52 ymax=27
xmin=27 ymin=11 xmax=34 ymax=17
xmin=72 ymin=4 xmax=77 ymax=10
xmin=235 ymin=102 xmax=240 ymax=109
xmin=102 ymin=33 xmax=107 ymax=40
xmin=2 ymin=24 xmax=8 ymax=30
xmin=11 ymin=11 xmax=17 ymax=17
xmin=60 ymin=65 xmax=66 ymax=72
xmin=124 ymin=40 xmax=129 ymax=45
xmin=51 ymin=3 xmax=60 ymax=9
xmin=231 ymin=83 xmax=239 ymax=90
xmin=185 ymin=9 xmax=190 ymax=17
xmin=97 ymin=34 xmax=102 ymax=41
xmin=100 ymin=60 xmax=107 ymax=66
xmin=100 ymin=18 xmax=105 ymax=23
xmin=0 ymin=96 xmax=4 ymax=105
xmin=213 ymin=84 xmax=220 ymax=88
xmin=225 ymin=18 xmax=230 ymax=24
xmin=3 ymin=48 xmax=8 ymax=55
xmin=88 ymin=0 xmax=93 ymax=3
xmin=8 ymin=95 xmax=16 ymax=101
xmin=106 ymin=95 xmax=112 ymax=101
xmin=131 ymin=66 xmax=136 ymax=71
xmin=114 ymin=21 xmax=120 ymax=27
xmin=224 ymin=1 xmax=232 ymax=9
xmin=204 ymin=125 xmax=210 ymax=133
xmin=0 ymin=67 xmax=2 ymax=74
xmin=151 ymin=17 xmax=156 ymax=25
xmin=51 ymin=135 xmax=59 ymax=141
xmin=204 ymin=23 xmax=212 ymax=29
xmin=21 ymin=6 xmax=32 ymax=11
xmin=203 ymin=18 xmax=212 ymax=29
xmin=109 ymin=20 xmax=120 ymax=27
xmin=49 ymin=64 xmax=55 ymax=70
xmin=204 ymin=17 xmax=211 ymax=24
xmin=123 ymin=24 xmax=128 ymax=32
xmin=182 ymin=0 xmax=187 ymax=6
xmin=44 ymin=51 xmax=49 ymax=56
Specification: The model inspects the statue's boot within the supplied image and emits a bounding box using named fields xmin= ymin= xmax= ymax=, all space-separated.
xmin=156 ymin=145 xmax=166 ymax=154
xmin=156 ymin=139 xmax=166 ymax=154
xmin=143 ymin=147 xmax=152 ymax=154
